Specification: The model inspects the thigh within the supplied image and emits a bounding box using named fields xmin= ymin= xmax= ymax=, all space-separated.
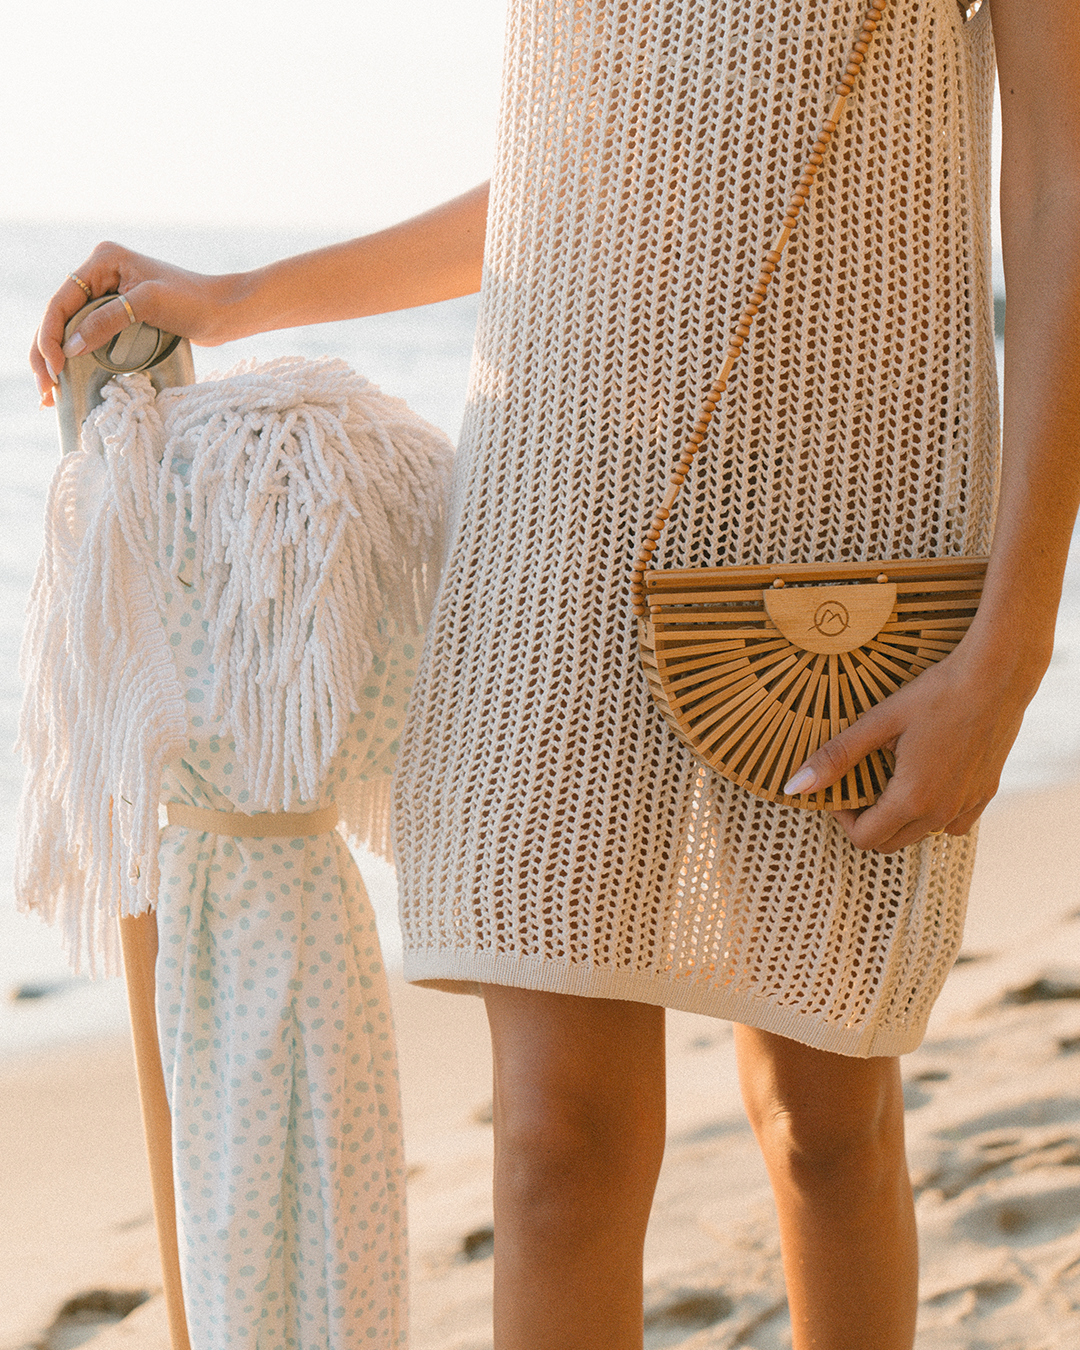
xmin=482 ymin=986 xmax=666 ymax=1129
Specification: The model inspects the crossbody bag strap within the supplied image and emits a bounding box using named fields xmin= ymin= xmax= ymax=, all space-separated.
xmin=630 ymin=0 xmax=888 ymax=618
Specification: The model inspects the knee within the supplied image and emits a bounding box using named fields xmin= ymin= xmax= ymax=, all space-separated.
xmin=494 ymin=1087 xmax=663 ymax=1227
xmin=739 ymin=1041 xmax=905 ymax=1190
xmin=749 ymin=1089 xmax=900 ymax=1188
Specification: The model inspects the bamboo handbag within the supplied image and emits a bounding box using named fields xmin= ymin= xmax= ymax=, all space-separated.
xmin=631 ymin=0 xmax=987 ymax=813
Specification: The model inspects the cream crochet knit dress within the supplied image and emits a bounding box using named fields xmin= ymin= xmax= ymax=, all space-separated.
xmin=395 ymin=0 xmax=999 ymax=1057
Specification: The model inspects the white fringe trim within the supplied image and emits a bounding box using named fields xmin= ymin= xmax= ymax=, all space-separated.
xmin=16 ymin=357 xmax=453 ymax=975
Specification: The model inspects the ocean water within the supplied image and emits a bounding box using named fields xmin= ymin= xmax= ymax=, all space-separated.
xmin=1 ymin=220 xmax=1077 ymax=1054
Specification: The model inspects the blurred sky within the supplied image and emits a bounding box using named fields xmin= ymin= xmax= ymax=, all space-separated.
xmin=2 ymin=0 xmax=507 ymax=231
xmin=3 ymin=0 xmax=1003 ymax=285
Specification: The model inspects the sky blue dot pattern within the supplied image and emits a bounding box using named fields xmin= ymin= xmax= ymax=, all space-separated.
xmin=154 ymin=577 xmax=408 ymax=1349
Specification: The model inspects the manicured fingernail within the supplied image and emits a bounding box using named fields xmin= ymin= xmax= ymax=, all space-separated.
xmin=784 ymin=766 xmax=817 ymax=795
xmin=45 ymin=361 xmax=57 ymax=383
xmin=62 ymin=332 xmax=85 ymax=357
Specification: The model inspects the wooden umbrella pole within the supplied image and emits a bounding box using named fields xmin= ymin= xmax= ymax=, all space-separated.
xmin=119 ymin=912 xmax=192 ymax=1350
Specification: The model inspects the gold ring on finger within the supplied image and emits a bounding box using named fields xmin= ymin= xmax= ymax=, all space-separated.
xmin=117 ymin=292 xmax=138 ymax=326
xmin=67 ymin=272 xmax=93 ymax=301
xmin=927 ymin=828 xmax=946 ymax=836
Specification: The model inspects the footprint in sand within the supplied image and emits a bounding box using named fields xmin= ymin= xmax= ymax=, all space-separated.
xmin=954 ymin=1173 xmax=1080 ymax=1247
xmin=903 ymin=1068 xmax=950 ymax=1111
xmin=8 ymin=978 xmax=80 ymax=1002
xmin=1000 ymin=971 xmax=1080 ymax=1006
xmin=923 ymin=1277 xmax=1023 ymax=1323
xmin=918 ymin=1127 xmax=1080 ymax=1199
xmin=34 ymin=1290 xmax=149 ymax=1350
xmin=938 ymin=1097 xmax=1080 ymax=1140
xmin=643 ymin=1290 xmax=734 ymax=1349
xmin=458 ymin=1226 xmax=495 ymax=1263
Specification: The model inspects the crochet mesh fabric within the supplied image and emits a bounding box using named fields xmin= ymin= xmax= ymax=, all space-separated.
xmin=394 ymin=0 xmax=998 ymax=1056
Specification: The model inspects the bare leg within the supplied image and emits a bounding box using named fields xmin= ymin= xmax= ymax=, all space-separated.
xmin=482 ymin=986 xmax=667 ymax=1350
xmin=735 ymin=1026 xmax=917 ymax=1350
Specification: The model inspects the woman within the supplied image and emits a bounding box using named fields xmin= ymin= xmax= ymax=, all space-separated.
xmin=33 ymin=0 xmax=1080 ymax=1346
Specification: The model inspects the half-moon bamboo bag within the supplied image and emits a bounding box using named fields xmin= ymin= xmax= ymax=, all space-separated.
xmin=631 ymin=0 xmax=987 ymax=813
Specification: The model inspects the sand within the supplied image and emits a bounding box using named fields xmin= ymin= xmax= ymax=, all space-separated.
xmin=4 ymin=783 xmax=1079 ymax=1350
xmin=0 ymin=1037 xmax=165 ymax=1350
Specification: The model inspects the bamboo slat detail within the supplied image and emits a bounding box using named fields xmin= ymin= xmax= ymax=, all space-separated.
xmin=640 ymin=557 xmax=987 ymax=809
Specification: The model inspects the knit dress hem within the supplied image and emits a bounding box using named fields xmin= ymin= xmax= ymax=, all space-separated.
xmin=402 ymin=948 xmax=927 ymax=1058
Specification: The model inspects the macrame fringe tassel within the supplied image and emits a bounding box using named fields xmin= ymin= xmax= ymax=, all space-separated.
xmin=16 ymin=357 xmax=453 ymax=975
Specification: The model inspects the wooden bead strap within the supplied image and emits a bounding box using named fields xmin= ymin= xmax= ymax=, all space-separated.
xmin=631 ymin=0 xmax=887 ymax=616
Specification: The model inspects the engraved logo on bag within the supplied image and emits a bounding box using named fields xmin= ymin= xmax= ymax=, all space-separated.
xmin=763 ymin=581 xmax=897 ymax=655
xmin=812 ymin=601 xmax=850 ymax=636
